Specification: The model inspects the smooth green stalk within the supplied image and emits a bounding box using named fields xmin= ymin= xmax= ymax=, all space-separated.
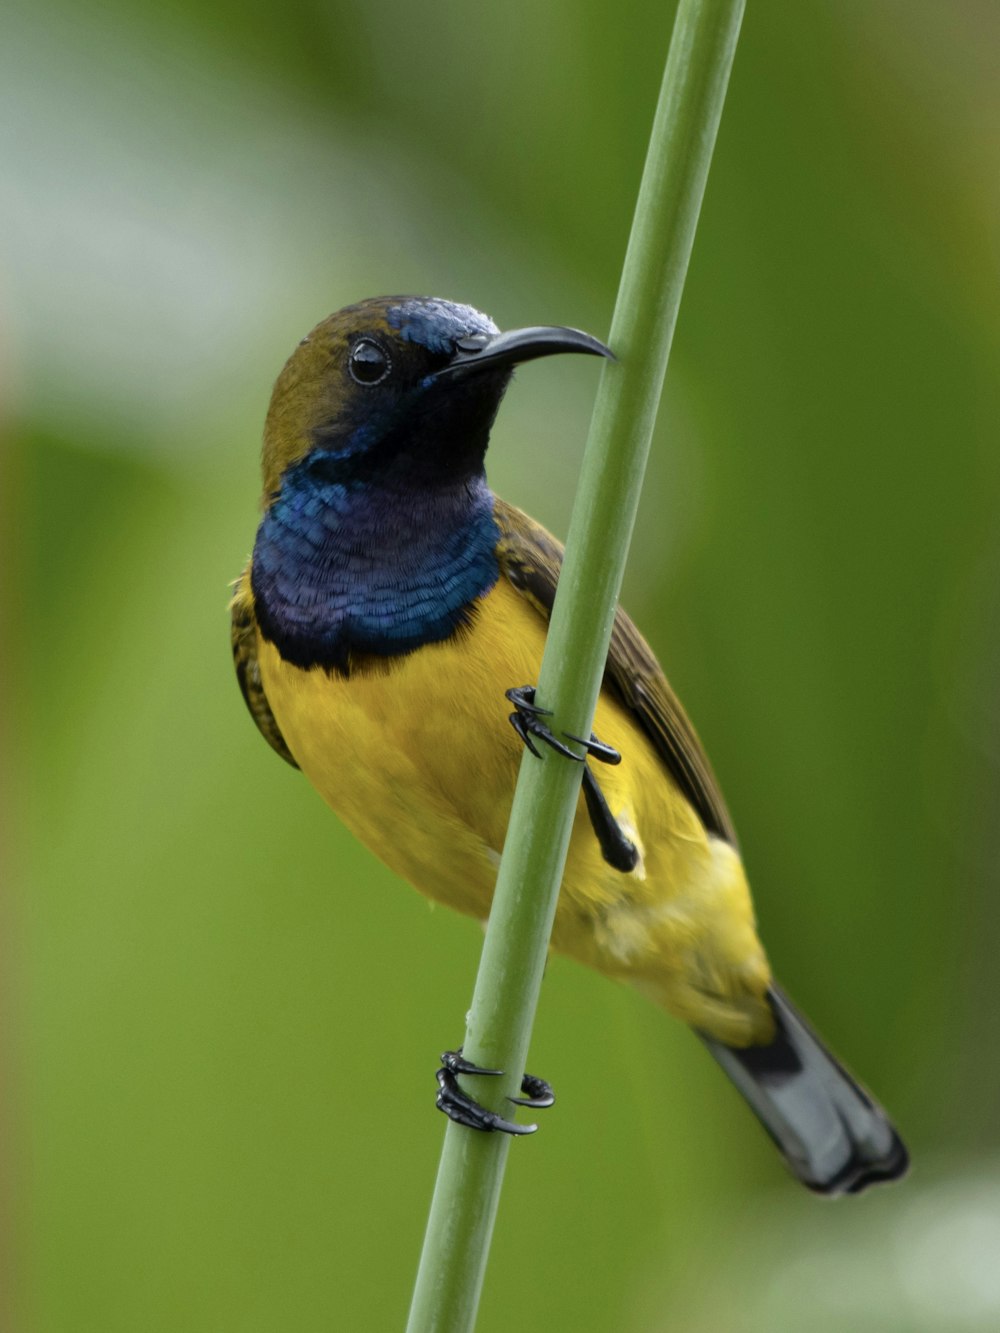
xmin=406 ymin=3 xmax=745 ymax=1329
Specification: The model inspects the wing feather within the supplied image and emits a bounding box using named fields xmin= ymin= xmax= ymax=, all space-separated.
xmin=230 ymin=566 xmax=299 ymax=769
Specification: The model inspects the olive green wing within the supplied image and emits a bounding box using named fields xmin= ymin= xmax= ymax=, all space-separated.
xmin=493 ymin=497 xmax=737 ymax=846
xmin=230 ymin=566 xmax=299 ymax=769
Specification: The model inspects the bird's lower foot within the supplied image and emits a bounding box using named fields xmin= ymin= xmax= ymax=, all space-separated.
xmin=435 ymin=1049 xmax=555 ymax=1135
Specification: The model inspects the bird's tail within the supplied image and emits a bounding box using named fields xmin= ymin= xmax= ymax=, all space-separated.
xmin=700 ymin=985 xmax=909 ymax=1195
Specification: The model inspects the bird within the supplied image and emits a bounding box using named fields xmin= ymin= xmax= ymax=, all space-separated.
xmin=231 ymin=294 xmax=908 ymax=1195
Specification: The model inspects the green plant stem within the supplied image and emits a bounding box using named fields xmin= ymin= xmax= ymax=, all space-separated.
xmin=405 ymin=2 xmax=745 ymax=1329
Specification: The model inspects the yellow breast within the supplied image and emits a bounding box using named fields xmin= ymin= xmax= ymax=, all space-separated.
xmin=256 ymin=577 xmax=773 ymax=1044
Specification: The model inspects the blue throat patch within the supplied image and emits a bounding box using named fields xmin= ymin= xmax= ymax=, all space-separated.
xmin=251 ymin=458 xmax=500 ymax=672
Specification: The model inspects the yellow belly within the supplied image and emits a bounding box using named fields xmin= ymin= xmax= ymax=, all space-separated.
xmin=257 ymin=579 xmax=773 ymax=1044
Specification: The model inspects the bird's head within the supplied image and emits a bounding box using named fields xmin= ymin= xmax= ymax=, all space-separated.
xmin=260 ymin=295 xmax=611 ymax=501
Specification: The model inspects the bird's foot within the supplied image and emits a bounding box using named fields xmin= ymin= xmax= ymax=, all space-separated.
xmin=435 ymin=1048 xmax=555 ymax=1136
xmin=505 ymin=684 xmax=634 ymax=872
xmin=505 ymin=685 xmax=621 ymax=765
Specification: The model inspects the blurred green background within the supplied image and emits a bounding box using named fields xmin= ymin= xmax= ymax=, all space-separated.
xmin=8 ymin=1 xmax=1000 ymax=1329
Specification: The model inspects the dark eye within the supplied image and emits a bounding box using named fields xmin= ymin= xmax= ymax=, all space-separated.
xmin=349 ymin=339 xmax=391 ymax=385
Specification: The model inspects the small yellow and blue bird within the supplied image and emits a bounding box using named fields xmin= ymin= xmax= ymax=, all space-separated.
xmin=232 ymin=294 xmax=907 ymax=1195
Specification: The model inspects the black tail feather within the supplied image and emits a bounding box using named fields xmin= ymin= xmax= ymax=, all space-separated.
xmin=701 ymin=986 xmax=909 ymax=1195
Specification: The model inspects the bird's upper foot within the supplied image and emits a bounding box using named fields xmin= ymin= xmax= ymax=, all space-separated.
xmin=505 ymin=684 xmax=621 ymax=764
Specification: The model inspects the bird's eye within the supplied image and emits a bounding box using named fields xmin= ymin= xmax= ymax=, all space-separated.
xmin=349 ymin=339 xmax=391 ymax=386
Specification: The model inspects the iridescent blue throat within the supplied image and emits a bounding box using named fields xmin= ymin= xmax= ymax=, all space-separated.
xmin=251 ymin=455 xmax=500 ymax=672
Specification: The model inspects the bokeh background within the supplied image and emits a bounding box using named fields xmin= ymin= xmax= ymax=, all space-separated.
xmin=7 ymin=1 xmax=1000 ymax=1329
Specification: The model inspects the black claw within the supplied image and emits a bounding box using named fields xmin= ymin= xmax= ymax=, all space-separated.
xmin=508 ymin=709 xmax=543 ymax=759
xmin=508 ymin=1072 xmax=556 ymax=1109
xmin=563 ymin=731 xmax=622 ymax=765
xmin=503 ymin=685 xmax=551 ymax=718
xmin=439 ymin=1049 xmax=503 ymax=1079
xmin=434 ymin=1048 xmax=555 ymax=1136
xmin=506 ymin=686 xmax=583 ymax=763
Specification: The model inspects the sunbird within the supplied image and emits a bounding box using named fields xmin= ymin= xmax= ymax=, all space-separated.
xmin=232 ymin=295 xmax=907 ymax=1195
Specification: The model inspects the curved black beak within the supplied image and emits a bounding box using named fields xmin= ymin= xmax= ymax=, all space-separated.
xmin=437 ymin=324 xmax=614 ymax=379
